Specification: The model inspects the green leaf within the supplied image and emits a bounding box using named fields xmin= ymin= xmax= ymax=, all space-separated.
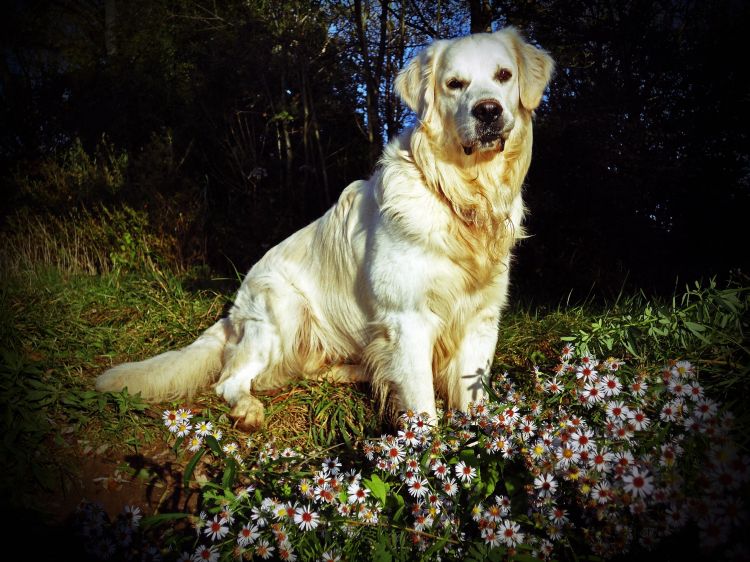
xmin=529 ymin=350 xmax=547 ymax=365
xmin=141 ymin=512 xmax=190 ymax=529
xmin=338 ymin=490 xmax=348 ymax=504
xmin=684 ymin=321 xmax=707 ymax=333
xmin=511 ymin=553 xmax=541 ymax=562
xmin=364 ymin=474 xmax=388 ymax=505
xmin=222 ymin=458 xmax=238 ymax=488
xmin=487 ymin=546 xmax=506 ymax=561
xmin=372 ymin=534 xmax=392 ymax=562
xmin=341 ymin=423 xmax=353 ymax=451
xmin=465 ymin=543 xmax=491 ymax=562
xmin=387 ymin=490 xmax=405 ymax=522
xmin=483 ymin=462 xmax=501 ymax=498
xmin=422 ymin=533 xmax=452 ymax=559
xmin=26 ymin=389 xmax=53 ymax=402
xmin=204 ymin=435 xmax=224 ymax=457
xmin=182 ymin=448 xmax=205 ymax=488
xmin=459 ymin=448 xmax=478 ymax=465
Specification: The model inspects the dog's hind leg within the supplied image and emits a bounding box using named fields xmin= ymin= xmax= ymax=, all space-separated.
xmin=215 ymin=316 xmax=282 ymax=430
xmin=319 ymin=363 xmax=369 ymax=384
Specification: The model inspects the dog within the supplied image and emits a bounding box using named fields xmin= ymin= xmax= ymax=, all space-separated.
xmin=96 ymin=28 xmax=554 ymax=430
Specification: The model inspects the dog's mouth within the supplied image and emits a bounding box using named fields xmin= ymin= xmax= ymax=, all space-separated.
xmin=462 ymin=135 xmax=506 ymax=156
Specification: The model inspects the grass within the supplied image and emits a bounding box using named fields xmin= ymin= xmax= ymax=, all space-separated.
xmin=0 ymin=264 xmax=567 ymax=505
xmin=0 ymin=265 xmax=379 ymax=512
xmin=0 ymin=258 xmax=747 ymax=560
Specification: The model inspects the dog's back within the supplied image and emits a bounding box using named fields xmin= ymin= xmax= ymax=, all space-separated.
xmin=96 ymin=177 xmax=375 ymax=405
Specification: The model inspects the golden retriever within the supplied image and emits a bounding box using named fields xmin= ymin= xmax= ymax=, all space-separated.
xmin=96 ymin=28 xmax=554 ymax=429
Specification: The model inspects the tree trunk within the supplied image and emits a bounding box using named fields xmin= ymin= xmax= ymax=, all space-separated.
xmin=385 ymin=1 xmax=407 ymax=139
xmin=469 ymin=0 xmax=493 ymax=33
xmin=105 ymin=0 xmax=117 ymax=56
xmin=302 ymin=69 xmax=330 ymax=208
xmin=353 ymin=0 xmax=386 ymax=166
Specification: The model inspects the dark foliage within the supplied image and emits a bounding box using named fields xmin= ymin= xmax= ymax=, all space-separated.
xmin=1 ymin=0 xmax=748 ymax=301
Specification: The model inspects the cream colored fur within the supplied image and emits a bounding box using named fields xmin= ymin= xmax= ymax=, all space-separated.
xmin=96 ymin=28 xmax=554 ymax=429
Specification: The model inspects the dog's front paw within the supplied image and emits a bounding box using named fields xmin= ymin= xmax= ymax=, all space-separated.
xmin=230 ymin=395 xmax=265 ymax=432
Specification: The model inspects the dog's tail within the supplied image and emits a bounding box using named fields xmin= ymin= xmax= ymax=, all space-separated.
xmin=95 ymin=318 xmax=233 ymax=401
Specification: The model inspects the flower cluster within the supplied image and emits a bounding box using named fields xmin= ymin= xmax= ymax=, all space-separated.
xmin=157 ymin=412 xmax=387 ymax=561
xmin=76 ymin=349 xmax=748 ymax=561
xmin=173 ymin=453 xmax=389 ymax=562
xmin=162 ymin=408 xmax=242 ymax=458
xmin=472 ymin=352 xmax=748 ymax=558
xmin=547 ymin=355 xmax=747 ymax=554
xmin=358 ymin=351 xmax=749 ymax=559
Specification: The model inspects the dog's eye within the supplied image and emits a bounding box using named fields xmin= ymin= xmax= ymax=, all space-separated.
xmin=446 ymin=78 xmax=465 ymax=90
xmin=495 ymin=68 xmax=512 ymax=83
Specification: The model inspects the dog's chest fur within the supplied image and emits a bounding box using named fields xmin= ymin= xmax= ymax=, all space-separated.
xmin=373 ymin=129 xmax=523 ymax=306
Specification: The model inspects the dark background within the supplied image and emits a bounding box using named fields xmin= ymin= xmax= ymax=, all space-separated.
xmin=2 ymin=0 xmax=748 ymax=302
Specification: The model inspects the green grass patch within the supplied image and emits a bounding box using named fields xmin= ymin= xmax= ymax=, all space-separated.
xmin=0 ymin=264 xmax=747 ymax=560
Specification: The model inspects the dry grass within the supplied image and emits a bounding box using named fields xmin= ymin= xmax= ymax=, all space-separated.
xmin=0 ymin=206 xmax=185 ymax=278
xmin=2 ymin=211 xmax=110 ymax=275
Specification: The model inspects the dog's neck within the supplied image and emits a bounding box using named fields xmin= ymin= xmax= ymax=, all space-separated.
xmin=408 ymin=114 xmax=533 ymax=231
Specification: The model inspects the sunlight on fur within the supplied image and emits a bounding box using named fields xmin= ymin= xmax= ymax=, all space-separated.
xmin=96 ymin=27 xmax=554 ymax=430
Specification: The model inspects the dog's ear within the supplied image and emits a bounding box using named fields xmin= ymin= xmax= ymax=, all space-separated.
xmin=505 ymin=27 xmax=555 ymax=111
xmin=395 ymin=41 xmax=447 ymax=116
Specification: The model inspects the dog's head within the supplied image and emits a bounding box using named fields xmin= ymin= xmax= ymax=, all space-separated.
xmin=396 ymin=28 xmax=554 ymax=156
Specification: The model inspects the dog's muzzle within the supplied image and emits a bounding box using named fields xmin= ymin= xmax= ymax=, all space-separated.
xmin=463 ymin=100 xmax=507 ymax=155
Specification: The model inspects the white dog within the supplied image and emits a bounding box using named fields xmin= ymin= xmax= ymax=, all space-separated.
xmin=97 ymin=28 xmax=554 ymax=429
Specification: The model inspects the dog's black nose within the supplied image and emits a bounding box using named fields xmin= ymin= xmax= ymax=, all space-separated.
xmin=472 ymin=101 xmax=503 ymax=124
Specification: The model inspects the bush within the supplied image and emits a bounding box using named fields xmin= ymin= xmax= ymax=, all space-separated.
xmin=12 ymin=135 xmax=128 ymax=209
xmin=3 ymin=131 xmax=207 ymax=275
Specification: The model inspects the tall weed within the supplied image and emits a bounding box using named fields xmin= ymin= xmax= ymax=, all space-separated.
xmin=565 ymin=277 xmax=749 ymax=410
xmin=0 ymin=205 xmax=180 ymax=276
